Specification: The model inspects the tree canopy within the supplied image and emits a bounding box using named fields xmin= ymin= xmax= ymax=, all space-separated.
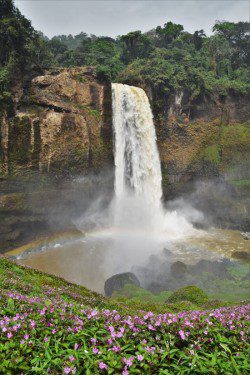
xmin=1 ymin=0 xmax=249 ymax=106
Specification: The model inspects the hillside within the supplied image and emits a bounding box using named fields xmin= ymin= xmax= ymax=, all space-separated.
xmin=0 ymin=256 xmax=249 ymax=374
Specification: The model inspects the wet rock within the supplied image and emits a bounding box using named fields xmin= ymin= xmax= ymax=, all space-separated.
xmin=162 ymin=248 xmax=174 ymax=257
xmin=190 ymin=259 xmax=233 ymax=279
xmin=170 ymin=261 xmax=188 ymax=278
xmin=241 ymin=232 xmax=250 ymax=240
xmin=147 ymin=282 xmax=166 ymax=294
xmin=241 ymin=272 xmax=250 ymax=281
xmin=231 ymin=251 xmax=250 ymax=261
xmin=104 ymin=272 xmax=140 ymax=297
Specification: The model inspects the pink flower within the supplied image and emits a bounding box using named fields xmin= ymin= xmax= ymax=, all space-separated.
xmin=123 ymin=357 xmax=133 ymax=367
xmin=148 ymin=324 xmax=155 ymax=331
xmin=74 ymin=343 xmax=79 ymax=350
xmin=7 ymin=332 xmax=13 ymax=339
xmin=69 ymin=355 xmax=75 ymax=362
xmin=179 ymin=330 xmax=185 ymax=340
xmin=64 ymin=367 xmax=71 ymax=374
xmin=122 ymin=367 xmax=129 ymax=375
xmin=30 ymin=320 xmax=36 ymax=329
xmin=24 ymin=334 xmax=29 ymax=340
xmin=137 ymin=354 xmax=144 ymax=362
xmin=112 ymin=345 xmax=121 ymax=353
xmin=92 ymin=348 xmax=99 ymax=354
xmin=98 ymin=362 xmax=108 ymax=370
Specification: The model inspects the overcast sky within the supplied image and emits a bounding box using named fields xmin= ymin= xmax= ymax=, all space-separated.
xmin=14 ymin=0 xmax=250 ymax=39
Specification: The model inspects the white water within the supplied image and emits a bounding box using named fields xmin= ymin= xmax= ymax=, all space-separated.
xmin=112 ymin=84 xmax=162 ymax=206
xmin=111 ymin=83 xmax=196 ymax=239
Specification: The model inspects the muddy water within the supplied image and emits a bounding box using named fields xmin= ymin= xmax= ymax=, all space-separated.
xmin=188 ymin=229 xmax=250 ymax=257
xmin=16 ymin=229 xmax=249 ymax=294
xmin=18 ymin=239 xmax=108 ymax=293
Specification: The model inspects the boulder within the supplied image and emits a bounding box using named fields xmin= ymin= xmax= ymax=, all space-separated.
xmin=241 ymin=272 xmax=250 ymax=281
xmin=241 ymin=232 xmax=250 ymax=240
xmin=231 ymin=251 xmax=250 ymax=261
xmin=147 ymin=282 xmax=166 ymax=294
xmin=104 ymin=272 xmax=140 ymax=297
xmin=170 ymin=261 xmax=188 ymax=278
xmin=162 ymin=248 xmax=174 ymax=258
xmin=190 ymin=259 xmax=233 ymax=279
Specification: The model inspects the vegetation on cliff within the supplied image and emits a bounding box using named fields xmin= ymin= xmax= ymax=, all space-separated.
xmin=0 ymin=257 xmax=249 ymax=374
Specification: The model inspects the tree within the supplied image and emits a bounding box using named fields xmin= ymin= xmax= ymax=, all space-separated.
xmin=193 ymin=30 xmax=206 ymax=50
xmin=156 ymin=21 xmax=184 ymax=47
xmin=119 ymin=31 xmax=153 ymax=64
xmin=213 ymin=21 xmax=250 ymax=68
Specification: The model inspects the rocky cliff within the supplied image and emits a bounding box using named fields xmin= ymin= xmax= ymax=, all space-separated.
xmin=0 ymin=67 xmax=113 ymax=251
xmin=0 ymin=67 xmax=249 ymax=251
xmin=0 ymin=67 xmax=113 ymax=176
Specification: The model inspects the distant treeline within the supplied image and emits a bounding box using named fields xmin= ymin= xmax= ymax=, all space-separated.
xmin=0 ymin=0 xmax=249 ymax=107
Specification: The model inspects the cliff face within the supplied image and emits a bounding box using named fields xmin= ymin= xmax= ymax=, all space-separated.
xmin=134 ymin=84 xmax=250 ymax=195
xmin=0 ymin=68 xmax=249 ymax=251
xmin=0 ymin=67 xmax=113 ymax=176
xmin=0 ymin=68 xmax=113 ymax=252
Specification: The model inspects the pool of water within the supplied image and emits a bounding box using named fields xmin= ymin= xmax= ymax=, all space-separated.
xmin=15 ymin=228 xmax=249 ymax=294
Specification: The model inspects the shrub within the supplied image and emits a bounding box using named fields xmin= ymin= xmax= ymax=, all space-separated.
xmin=167 ymin=285 xmax=209 ymax=305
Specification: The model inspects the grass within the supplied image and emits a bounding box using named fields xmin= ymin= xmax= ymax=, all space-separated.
xmin=230 ymin=179 xmax=250 ymax=187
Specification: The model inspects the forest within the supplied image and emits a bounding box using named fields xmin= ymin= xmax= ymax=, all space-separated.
xmin=1 ymin=0 xmax=249 ymax=109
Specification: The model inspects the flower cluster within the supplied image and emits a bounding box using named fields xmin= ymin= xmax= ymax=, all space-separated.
xmin=0 ymin=285 xmax=249 ymax=374
xmin=0 ymin=258 xmax=249 ymax=373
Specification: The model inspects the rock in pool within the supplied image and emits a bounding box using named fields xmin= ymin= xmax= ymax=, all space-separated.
xmin=104 ymin=272 xmax=140 ymax=297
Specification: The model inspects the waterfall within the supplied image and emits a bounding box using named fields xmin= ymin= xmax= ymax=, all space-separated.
xmin=112 ymin=83 xmax=162 ymax=208
xmin=77 ymin=82 xmax=200 ymax=280
xmin=111 ymin=83 xmax=197 ymax=239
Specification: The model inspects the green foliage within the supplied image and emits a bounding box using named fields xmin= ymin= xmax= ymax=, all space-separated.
xmin=155 ymin=21 xmax=184 ymax=47
xmin=1 ymin=1 xmax=249 ymax=104
xmin=0 ymin=0 xmax=52 ymax=105
xmin=204 ymin=145 xmax=221 ymax=164
xmin=167 ymin=286 xmax=209 ymax=305
xmin=119 ymin=30 xmax=153 ymax=64
xmin=231 ymin=179 xmax=250 ymax=187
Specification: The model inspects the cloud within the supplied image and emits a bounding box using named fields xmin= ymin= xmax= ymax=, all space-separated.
xmin=14 ymin=0 xmax=249 ymax=38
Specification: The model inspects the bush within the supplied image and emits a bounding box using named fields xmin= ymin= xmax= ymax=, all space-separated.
xmin=167 ymin=285 xmax=209 ymax=305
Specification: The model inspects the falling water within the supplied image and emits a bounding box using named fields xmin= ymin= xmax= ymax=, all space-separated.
xmin=112 ymin=83 xmax=162 ymax=206
xmin=111 ymin=83 xmax=196 ymax=238
xmin=111 ymin=83 xmax=163 ymax=234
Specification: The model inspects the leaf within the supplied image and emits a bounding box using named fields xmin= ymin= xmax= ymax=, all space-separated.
xmin=7 ymin=298 xmax=14 ymax=309
xmin=45 ymin=299 xmax=52 ymax=307
xmin=220 ymin=343 xmax=231 ymax=353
